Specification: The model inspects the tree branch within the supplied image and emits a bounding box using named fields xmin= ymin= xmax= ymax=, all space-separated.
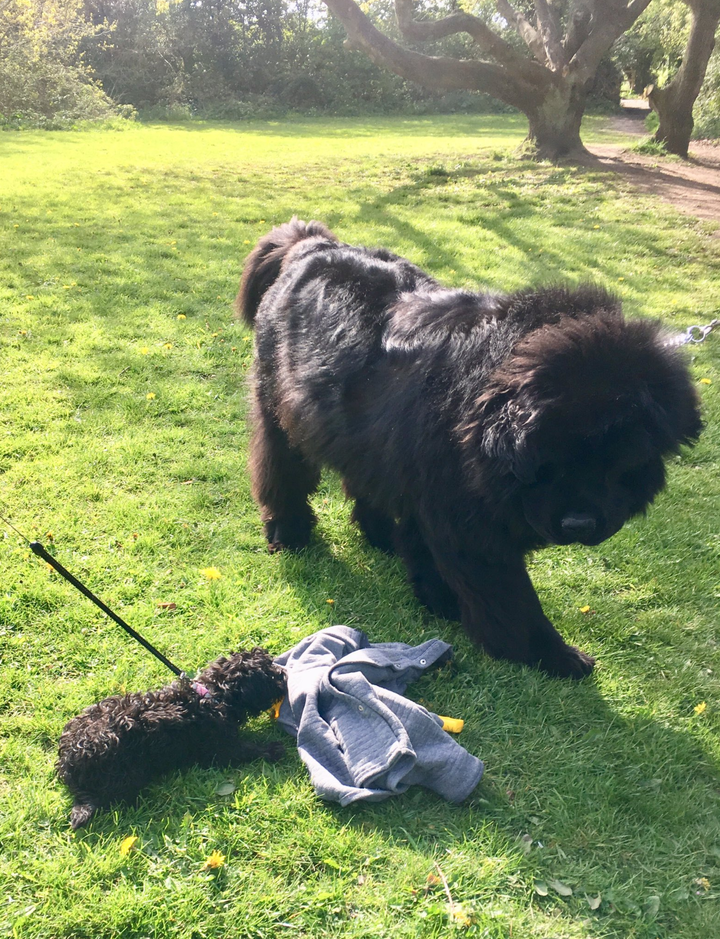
xmin=534 ymin=0 xmax=567 ymax=70
xmin=569 ymin=0 xmax=653 ymax=83
xmin=564 ymin=2 xmax=592 ymax=61
xmin=323 ymin=0 xmax=549 ymax=110
xmin=496 ymin=0 xmax=548 ymax=66
xmin=394 ymin=0 xmax=540 ymax=76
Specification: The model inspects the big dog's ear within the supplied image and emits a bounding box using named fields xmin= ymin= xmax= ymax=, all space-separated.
xmin=458 ymin=388 xmax=540 ymax=485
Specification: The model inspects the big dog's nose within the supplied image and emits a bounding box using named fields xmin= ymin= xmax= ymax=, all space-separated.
xmin=561 ymin=514 xmax=597 ymax=535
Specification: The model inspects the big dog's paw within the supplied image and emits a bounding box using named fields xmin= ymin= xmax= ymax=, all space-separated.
xmin=540 ymin=644 xmax=596 ymax=680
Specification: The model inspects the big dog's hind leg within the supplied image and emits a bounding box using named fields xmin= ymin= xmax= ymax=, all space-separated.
xmin=395 ymin=517 xmax=461 ymax=621
xmin=249 ymin=399 xmax=320 ymax=552
xmin=343 ymin=482 xmax=396 ymax=553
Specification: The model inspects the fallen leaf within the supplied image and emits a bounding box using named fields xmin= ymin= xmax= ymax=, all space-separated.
xmin=519 ymin=833 xmax=533 ymax=855
xmin=157 ymin=602 xmax=177 ymax=611
xmin=548 ymin=878 xmax=573 ymax=897
xmin=215 ymin=781 xmax=236 ymax=796
xmin=534 ymin=881 xmax=548 ymax=897
xmin=645 ymin=895 xmax=661 ymax=918
xmin=586 ymin=894 xmax=602 ymax=910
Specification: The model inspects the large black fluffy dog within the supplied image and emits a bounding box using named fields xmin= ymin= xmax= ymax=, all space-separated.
xmin=237 ymin=219 xmax=702 ymax=679
xmin=57 ymin=649 xmax=286 ymax=828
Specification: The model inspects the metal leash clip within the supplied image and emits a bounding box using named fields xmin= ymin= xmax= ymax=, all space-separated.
xmin=683 ymin=318 xmax=720 ymax=344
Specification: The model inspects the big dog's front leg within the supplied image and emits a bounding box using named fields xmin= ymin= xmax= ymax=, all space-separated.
xmin=432 ymin=550 xmax=595 ymax=679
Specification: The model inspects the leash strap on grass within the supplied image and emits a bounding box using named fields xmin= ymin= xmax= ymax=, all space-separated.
xmin=29 ymin=540 xmax=184 ymax=677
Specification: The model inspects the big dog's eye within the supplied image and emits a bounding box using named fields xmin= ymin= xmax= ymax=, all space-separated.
xmin=534 ymin=463 xmax=558 ymax=485
xmin=618 ymin=461 xmax=652 ymax=489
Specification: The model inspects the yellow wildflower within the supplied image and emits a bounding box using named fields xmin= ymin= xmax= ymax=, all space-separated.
xmin=694 ymin=701 xmax=707 ymax=715
xmin=119 ymin=835 xmax=138 ymax=857
xmin=200 ymin=567 xmax=222 ymax=580
xmin=201 ymin=850 xmax=226 ymax=871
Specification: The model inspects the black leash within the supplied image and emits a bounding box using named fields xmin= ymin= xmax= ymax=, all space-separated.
xmin=1 ymin=512 xmax=184 ymax=677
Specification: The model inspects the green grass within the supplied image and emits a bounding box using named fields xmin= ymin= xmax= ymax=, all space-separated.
xmin=1 ymin=114 xmax=719 ymax=938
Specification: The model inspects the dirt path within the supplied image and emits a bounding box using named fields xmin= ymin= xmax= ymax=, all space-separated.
xmin=585 ymin=112 xmax=720 ymax=227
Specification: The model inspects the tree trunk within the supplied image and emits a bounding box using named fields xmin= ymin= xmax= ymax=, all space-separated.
xmin=526 ymin=79 xmax=589 ymax=159
xmin=649 ymin=1 xmax=720 ymax=157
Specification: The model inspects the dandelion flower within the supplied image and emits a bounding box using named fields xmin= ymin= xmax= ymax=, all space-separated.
xmin=694 ymin=701 xmax=707 ymax=715
xmin=201 ymin=850 xmax=226 ymax=871
xmin=119 ymin=835 xmax=139 ymax=857
xmin=201 ymin=567 xmax=222 ymax=580
xmin=700 ymin=378 xmax=712 ymax=385
xmin=579 ymin=605 xmax=591 ymax=614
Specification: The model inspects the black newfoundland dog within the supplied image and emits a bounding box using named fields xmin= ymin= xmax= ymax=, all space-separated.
xmin=237 ymin=218 xmax=701 ymax=679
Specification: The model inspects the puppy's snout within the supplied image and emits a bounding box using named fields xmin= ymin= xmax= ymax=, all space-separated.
xmin=561 ymin=514 xmax=597 ymax=536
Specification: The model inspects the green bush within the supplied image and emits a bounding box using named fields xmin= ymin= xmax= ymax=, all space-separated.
xmin=693 ymin=48 xmax=720 ymax=139
xmin=0 ymin=0 xmax=132 ymax=128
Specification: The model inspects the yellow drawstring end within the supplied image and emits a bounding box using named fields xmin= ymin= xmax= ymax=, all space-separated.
xmin=439 ymin=716 xmax=464 ymax=734
xmin=269 ymin=698 xmax=284 ymax=720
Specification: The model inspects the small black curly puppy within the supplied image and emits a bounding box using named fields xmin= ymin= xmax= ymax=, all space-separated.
xmin=57 ymin=649 xmax=286 ymax=828
xmin=237 ymin=218 xmax=701 ymax=680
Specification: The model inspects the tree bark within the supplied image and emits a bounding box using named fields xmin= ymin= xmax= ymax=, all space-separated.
xmin=649 ymin=0 xmax=720 ymax=157
xmin=526 ymin=78 xmax=589 ymax=158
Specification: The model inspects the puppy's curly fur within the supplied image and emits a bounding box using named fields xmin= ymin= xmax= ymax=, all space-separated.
xmin=57 ymin=648 xmax=286 ymax=828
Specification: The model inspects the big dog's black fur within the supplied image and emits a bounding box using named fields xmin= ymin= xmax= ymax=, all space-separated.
xmin=237 ymin=218 xmax=701 ymax=678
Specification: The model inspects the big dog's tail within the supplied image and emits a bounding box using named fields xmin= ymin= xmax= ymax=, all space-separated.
xmin=236 ymin=216 xmax=337 ymax=327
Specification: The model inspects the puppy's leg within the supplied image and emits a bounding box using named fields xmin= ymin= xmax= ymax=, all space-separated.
xmin=249 ymin=398 xmax=320 ymax=552
xmin=70 ymin=799 xmax=99 ymax=829
xmin=431 ymin=551 xmax=594 ymax=679
xmin=395 ymin=517 xmax=461 ymax=621
xmin=200 ymin=727 xmax=285 ymax=766
xmin=343 ymin=482 xmax=396 ymax=553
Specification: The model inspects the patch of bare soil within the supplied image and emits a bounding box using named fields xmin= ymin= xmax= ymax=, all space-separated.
xmin=583 ymin=114 xmax=720 ymax=227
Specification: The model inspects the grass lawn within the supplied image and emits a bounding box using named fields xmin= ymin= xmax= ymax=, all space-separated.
xmin=1 ymin=113 xmax=720 ymax=938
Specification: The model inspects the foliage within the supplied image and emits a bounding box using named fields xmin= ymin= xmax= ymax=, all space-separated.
xmin=77 ymin=0 xmax=500 ymax=116
xmin=614 ymin=0 xmax=690 ymax=93
xmin=693 ymin=47 xmax=720 ymax=138
xmin=1 ymin=116 xmax=719 ymax=938
xmin=0 ymin=0 xmax=123 ymax=126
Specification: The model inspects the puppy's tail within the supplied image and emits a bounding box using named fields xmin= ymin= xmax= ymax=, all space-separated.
xmin=236 ymin=216 xmax=337 ymax=327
